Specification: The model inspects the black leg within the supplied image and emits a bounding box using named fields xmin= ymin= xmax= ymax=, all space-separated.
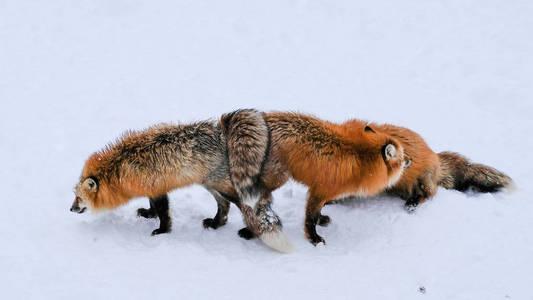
xmin=203 ymin=190 xmax=231 ymax=230
xmin=404 ymin=200 xmax=418 ymax=213
xmin=305 ymin=213 xmax=325 ymax=246
xmin=149 ymin=194 xmax=171 ymax=236
xmin=305 ymin=195 xmax=326 ymax=246
xmin=404 ymin=181 xmax=424 ymax=213
xmin=405 ymin=178 xmax=428 ymax=213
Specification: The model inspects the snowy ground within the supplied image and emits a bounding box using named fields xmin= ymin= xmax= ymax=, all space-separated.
xmin=1 ymin=1 xmax=533 ymax=299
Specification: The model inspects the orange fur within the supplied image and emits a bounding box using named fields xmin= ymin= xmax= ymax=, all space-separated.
xmin=262 ymin=112 xmax=408 ymax=244
xmin=265 ymin=113 xmax=406 ymax=202
xmin=373 ymin=124 xmax=440 ymax=204
xmin=373 ymin=123 xmax=511 ymax=208
xmin=72 ymin=112 xmax=410 ymax=246
xmin=74 ymin=123 xmax=222 ymax=211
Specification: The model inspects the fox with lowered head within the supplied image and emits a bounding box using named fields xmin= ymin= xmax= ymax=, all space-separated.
xmin=71 ymin=109 xmax=409 ymax=249
xmin=71 ymin=110 xmax=294 ymax=252
xmin=72 ymin=109 xmax=511 ymax=248
xmin=209 ymin=111 xmax=512 ymax=246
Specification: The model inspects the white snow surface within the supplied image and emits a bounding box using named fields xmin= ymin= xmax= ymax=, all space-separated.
xmin=1 ymin=1 xmax=532 ymax=299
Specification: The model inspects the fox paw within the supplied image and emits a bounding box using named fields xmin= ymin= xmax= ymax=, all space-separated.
xmin=308 ymin=235 xmax=326 ymax=246
xmin=202 ymin=218 xmax=225 ymax=229
xmin=318 ymin=215 xmax=331 ymax=227
xmin=404 ymin=203 xmax=418 ymax=214
xmin=151 ymin=228 xmax=170 ymax=236
xmin=137 ymin=208 xmax=156 ymax=218
xmin=238 ymin=227 xmax=257 ymax=240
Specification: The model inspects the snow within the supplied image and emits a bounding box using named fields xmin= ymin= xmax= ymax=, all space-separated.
xmin=1 ymin=0 xmax=532 ymax=299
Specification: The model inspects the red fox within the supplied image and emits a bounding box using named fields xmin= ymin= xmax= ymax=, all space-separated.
xmin=70 ymin=110 xmax=294 ymax=253
xmin=371 ymin=124 xmax=513 ymax=211
xmin=218 ymin=112 xmax=512 ymax=246
xmin=72 ymin=110 xmax=408 ymax=249
xmin=240 ymin=112 xmax=411 ymax=245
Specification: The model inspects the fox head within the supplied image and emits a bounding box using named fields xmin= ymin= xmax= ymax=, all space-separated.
xmin=71 ymin=176 xmax=99 ymax=213
xmin=357 ymin=124 xmax=411 ymax=188
xmin=381 ymin=139 xmax=411 ymax=187
xmin=71 ymin=151 xmax=139 ymax=213
xmin=71 ymin=153 xmax=110 ymax=213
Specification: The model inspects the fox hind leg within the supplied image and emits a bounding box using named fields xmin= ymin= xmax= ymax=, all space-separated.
xmin=149 ymin=194 xmax=172 ymax=236
xmin=203 ymin=190 xmax=231 ymax=230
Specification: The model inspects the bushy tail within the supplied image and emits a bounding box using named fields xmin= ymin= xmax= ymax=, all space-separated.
xmin=240 ymin=203 xmax=294 ymax=253
xmin=220 ymin=109 xmax=269 ymax=202
xmin=438 ymin=152 xmax=512 ymax=193
xmin=221 ymin=109 xmax=293 ymax=253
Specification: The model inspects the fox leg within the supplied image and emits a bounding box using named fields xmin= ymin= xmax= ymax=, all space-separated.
xmin=404 ymin=174 xmax=436 ymax=213
xmin=404 ymin=194 xmax=423 ymax=213
xmin=403 ymin=180 xmax=424 ymax=212
xmin=149 ymin=194 xmax=171 ymax=236
xmin=203 ymin=190 xmax=231 ymax=230
xmin=199 ymin=189 xmax=258 ymax=239
xmin=305 ymin=194 xmax=327 ymax=246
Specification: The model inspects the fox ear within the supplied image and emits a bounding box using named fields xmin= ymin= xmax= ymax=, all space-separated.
xmin=83 ymin=177 xmax=98 ymax=191
xmin=364 ymin=125 xmax=376 ymax=133
xmin=384 ymin=144 xmax=396 ymax=160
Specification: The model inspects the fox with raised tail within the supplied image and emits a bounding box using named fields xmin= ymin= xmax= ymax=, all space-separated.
xmin=70 ymin=109 xmax=293 ymax=253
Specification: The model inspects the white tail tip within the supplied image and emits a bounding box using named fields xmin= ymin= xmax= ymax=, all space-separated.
xmin=259 ymin=230 xmax=295 ymax=253
xmin=503 ymin=180 xmax=518 ymax=194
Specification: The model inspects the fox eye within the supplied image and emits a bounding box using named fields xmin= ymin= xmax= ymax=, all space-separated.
xmin=364 ymin=125 xmax=376 ymax=133
xmin=83 ymin=177 xmax=98 ymax=191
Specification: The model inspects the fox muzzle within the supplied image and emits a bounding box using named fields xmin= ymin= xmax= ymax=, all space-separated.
xmin=70 ymin=197 xmax=87 ymax=213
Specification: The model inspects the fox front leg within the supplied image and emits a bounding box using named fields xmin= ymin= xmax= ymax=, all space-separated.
xmin=403 ymin=185 xmax=423 ymax=213
xmin=203 ymin=190 xmax=231 ymax=230
xmin=405 ymin=171 xmax=438 ymax=213
xmin=404 ymin=177 xmax=434 ymax=213
xmin=305 ymin=195 xmax=327 ymax=246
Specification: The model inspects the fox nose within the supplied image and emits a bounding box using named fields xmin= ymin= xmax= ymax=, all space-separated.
xmin=70 ymin=203 xmax=80 ymax=213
